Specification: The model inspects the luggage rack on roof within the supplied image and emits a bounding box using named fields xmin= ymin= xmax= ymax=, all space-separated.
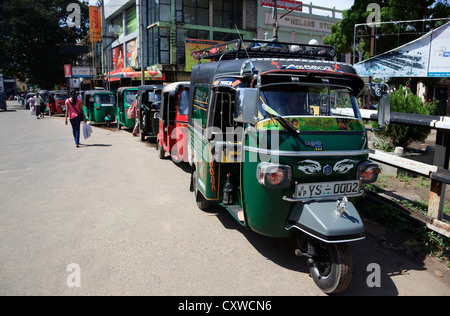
xmin=192 ymin=39 xmax=336 ymax=62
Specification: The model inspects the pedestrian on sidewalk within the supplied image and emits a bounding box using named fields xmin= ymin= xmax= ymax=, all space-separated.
xmin=27 ymin=95 xmax=34 ymax=115
xmin=65 ymin=91 xmax=86 ymax=148
xmin=33 ymin=93 xmax=43 ymax=119
xmin=128 ymin=96 xmax=139 ymax=136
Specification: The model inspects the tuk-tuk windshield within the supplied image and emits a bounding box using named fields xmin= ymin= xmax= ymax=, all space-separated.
xmin=125 ymin=91 xmax=136 ymax=106
xmin=178 ymin=89 xmax=189 ymax=115
xmin=55 ymin=93 xmax=69 ymax=100
xmin=148 ymin=91 xmax=161 ymax=109
xmin=259 ymin=84 xmax=361 ymax=120
xmin=95 ymin=94 xmax=115 ymax=105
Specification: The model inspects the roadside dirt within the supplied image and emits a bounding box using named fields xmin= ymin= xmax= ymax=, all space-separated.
xmin=365 ymin=129 xmax=450 ymax=283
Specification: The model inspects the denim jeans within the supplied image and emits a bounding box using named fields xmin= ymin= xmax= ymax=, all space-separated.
xmin=69 ymin=115 xmax=81 ymax=145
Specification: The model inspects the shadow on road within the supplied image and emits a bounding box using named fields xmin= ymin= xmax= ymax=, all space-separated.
xmin=206 ymin=203 xmax=440 ymax=295
xmin=79 ymin=143 xmax=112 ymax=147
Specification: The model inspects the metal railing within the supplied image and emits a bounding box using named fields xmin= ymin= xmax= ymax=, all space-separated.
xmin=360 ymin=110 xmax=450 ymax=237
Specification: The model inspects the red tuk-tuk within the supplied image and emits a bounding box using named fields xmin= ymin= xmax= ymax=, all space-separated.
xmin=156 ymin=82 xmax=190 ymax=162
xmin=51 ymin=90 xmax=70 ymax=115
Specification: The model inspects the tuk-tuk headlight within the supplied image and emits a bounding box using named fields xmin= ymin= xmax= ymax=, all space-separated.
xmin=257 ymin=162 xmax=292 ymax=188
xmin=357 ymin=161 xmax=380 ymax=184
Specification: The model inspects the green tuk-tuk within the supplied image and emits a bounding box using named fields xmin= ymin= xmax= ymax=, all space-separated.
xmin=187 ymin=39 xmax=390 ymax=294
xmin=83 ymin=90 xmax=116 ymax=124
xmin=117 ymin=87 xmax=138 ymax=130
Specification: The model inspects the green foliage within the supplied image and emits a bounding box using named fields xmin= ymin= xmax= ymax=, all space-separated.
xmin=0 ymin=0 xmax=90 ymax=88
xmin=324 ymin=0 xmax=450 ymax=57
xmin=374 ymin=85 xmax=431 ymax=148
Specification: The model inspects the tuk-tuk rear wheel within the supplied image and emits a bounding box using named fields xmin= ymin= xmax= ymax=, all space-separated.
xmin=193 ymin=170 xmax=210 ymax=210
xmin=307 ymin=241 xmax=352 ymax=294
xmin=157 ymin=139 xmax=165 ymax=159
xmin=139 ymin=113 xmax=146 ymax=141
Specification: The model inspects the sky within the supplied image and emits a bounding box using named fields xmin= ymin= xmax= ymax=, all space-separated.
xmin=88 ymin=0 xmax=355 ymax=12
xmin=307 ymin=0 xmax=354 ymax=11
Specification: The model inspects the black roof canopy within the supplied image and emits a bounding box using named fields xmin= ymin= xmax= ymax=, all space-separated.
xmin=191 ymin=57 xmax=365 ymax=96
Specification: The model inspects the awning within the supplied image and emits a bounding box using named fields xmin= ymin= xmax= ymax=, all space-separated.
xmin=107 ymin=68 xmax=165 ymax=81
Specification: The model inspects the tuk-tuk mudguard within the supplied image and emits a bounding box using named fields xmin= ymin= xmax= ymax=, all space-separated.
xmin=285 ymin=200 xmax=365 ymax=243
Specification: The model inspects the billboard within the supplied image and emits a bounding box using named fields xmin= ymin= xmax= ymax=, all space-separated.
xmin=354 ymin=21 xmax=450 ymax=78
xmin=112 ymin=45 xmax=124 ymax=70
xmin=185 ymin=39 xmax=224 ymax=72
xmin=261 ymin=0 xmax=303 ymax=12
xmin=72 ymin=66 xmax=92 ymax=78
xmin=64 ymin=64 xmax=72 ymax=78
xmin=126 ymin=39 xmax=138 ymax=68
xmin=89 ymin=6 xmax=102 ymax=42
xmin=428 ymin=22 xmax=450 ymax=77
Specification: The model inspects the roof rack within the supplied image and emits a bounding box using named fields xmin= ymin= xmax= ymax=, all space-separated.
xmin=192 ymin=39 xmax=336 ymax=62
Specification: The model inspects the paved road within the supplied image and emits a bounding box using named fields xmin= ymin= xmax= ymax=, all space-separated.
xmin=0 ymin=100 xmax=449 ymax=297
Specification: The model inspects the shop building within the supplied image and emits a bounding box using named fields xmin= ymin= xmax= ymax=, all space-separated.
xmin=99 ymin=0 xmax=343 ymax=87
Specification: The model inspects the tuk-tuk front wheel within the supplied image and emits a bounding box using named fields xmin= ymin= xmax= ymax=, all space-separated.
xmin=307 ymin=241 xmax=352 ymax=294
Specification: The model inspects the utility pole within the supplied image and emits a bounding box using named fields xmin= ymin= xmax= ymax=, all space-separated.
xmin=273 ymin=0 xmax=278 ymax=40
xmin=139 ymin=0 xmax=144 ymax=86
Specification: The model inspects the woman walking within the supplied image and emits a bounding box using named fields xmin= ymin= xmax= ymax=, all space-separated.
xmin=65 ymin=91 xmax=86 ymax=147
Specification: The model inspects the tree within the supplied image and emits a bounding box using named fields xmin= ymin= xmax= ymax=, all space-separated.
xmin=375 ymin=85 xmax=432 ymax=148
xmin=324 ymin=0 xmax=450 ymax=59
xmin=0 ymin=0 xmax=90 ymax=88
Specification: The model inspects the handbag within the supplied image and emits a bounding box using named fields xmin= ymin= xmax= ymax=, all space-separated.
xmin=69 ymin=100 xmax=84 ymax=121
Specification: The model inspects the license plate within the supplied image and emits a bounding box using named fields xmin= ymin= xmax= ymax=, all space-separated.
xmin=295 ymin=180 xmax=360 ymax=199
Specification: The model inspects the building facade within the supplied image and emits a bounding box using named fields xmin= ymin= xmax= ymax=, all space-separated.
xmin=99 ymin=0 xmax=342 ymax=86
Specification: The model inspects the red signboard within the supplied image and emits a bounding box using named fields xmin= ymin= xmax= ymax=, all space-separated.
xmin=64 ymin=64 xmax=72 ymax=78
xmin=261 ymin=0 xmax=303 ymax=12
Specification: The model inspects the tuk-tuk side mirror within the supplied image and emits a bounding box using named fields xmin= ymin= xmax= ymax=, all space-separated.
xmin=369 ymin=83 xmax=391 ymax=128
xmin=234 ymin=88 xmax=259 ymax=125
xmin=148 ymin=92 xmax=155 ymax=103
xmin=378 ymin=93 xmax=391 ymax=128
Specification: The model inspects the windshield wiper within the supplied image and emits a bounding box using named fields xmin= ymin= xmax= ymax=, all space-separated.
xmin=260 ymin=98 xmax=300 ymax=135
xmin=272 ymin=115 xmax=300 ymax=135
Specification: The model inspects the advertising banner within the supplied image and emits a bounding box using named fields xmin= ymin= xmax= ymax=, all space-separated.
xmin=126 ymin=39 xmax=138 ymax=68
xmin=185 ymin=39 xmax=224 ymax=72
xmin=354 ymin=21 xmax=450 ymax=78
xmin=428 ymin=22 xmax=450 ymax=77
xmin=261 ymin=0 xmax=303 ymax=12
xmin=89 ymin=6 xmax=102 ymax=42
xmin=112 ymin=45 xmax=125 ymax=71
xmin=64 ymin=64 xmax=72 ymax=78
xmin=72 ymin=66 xmax=92 ymax=78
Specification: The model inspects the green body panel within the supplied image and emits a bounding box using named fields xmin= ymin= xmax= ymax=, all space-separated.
xmin=190 ymin=116 xmax=369 ymax=238
xmin=189 ymin=127 xmax=240 ymax=202
xmin=117 ymin=88 xmax=138 ymax=128
xmin=85 ymin=105 xmax=116 ymax=123
xmin=241 ymin=117 xmax=368 ymax=237
xmin=83 ymin=92 xmax=116 ymax=123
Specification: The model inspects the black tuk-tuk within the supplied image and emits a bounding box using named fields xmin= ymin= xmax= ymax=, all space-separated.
xmin=137 ymin=85 xmax=162 ymax=141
